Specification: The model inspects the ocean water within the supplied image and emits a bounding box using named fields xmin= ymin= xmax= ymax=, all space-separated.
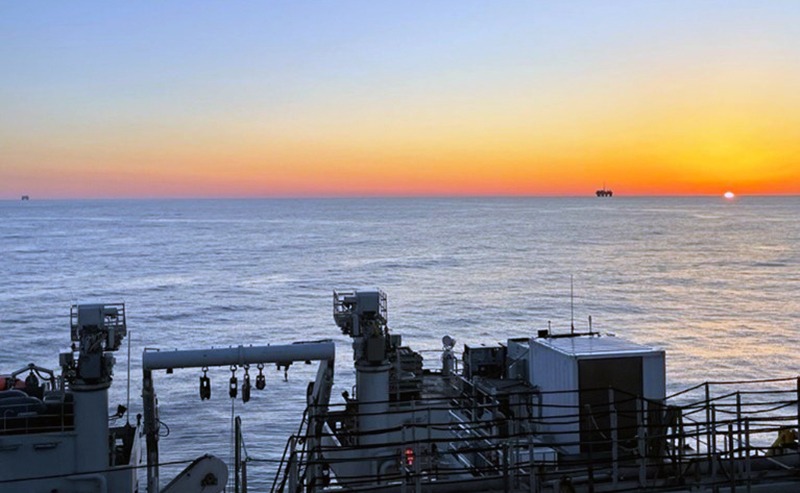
xmin=1 ymin=197 xmax=799 ymax=489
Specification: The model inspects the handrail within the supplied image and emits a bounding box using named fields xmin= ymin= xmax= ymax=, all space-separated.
xmin=263 ymin=376 xmax=800 ymax=493
xmin=0 ymin=411 xmax=75 ymax=435
xmin=667 ymin=377 xmax=798 ymax=400
xmin=270 ymin=407 xmax=308 ymax=493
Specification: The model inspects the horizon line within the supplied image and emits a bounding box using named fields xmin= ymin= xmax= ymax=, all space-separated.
xmin=3 ymin=193 xmax=799 ymax=201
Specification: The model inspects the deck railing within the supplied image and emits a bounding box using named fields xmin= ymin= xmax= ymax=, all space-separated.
xmin=0 ymin=408 xmax=75 ymax=435
xmin=266 ymin=376 xmax=800 ymax=493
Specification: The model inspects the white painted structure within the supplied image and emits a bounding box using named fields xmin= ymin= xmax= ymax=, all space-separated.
xmin=510 ymin=335 xmax=666 ymax=454
xmin=0 ymin=304 xmax=142 ymax=493
xmin=141 ymin=341 xmax=336 ymax=493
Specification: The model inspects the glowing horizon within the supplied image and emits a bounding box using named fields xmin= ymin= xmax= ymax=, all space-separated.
xmin=2 ymin=1 xmax=799 ymax=199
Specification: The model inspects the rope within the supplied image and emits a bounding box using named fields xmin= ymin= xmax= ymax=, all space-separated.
xmin=229 ymin=397 xmax=236 ymax=492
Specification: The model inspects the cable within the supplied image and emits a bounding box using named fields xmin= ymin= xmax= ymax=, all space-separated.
xmin=157 ymin=419 xmax=170 ymax=437
xmin=0 ymin=459 xmax=198 ymax=485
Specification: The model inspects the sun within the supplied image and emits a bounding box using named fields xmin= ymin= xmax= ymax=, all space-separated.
xmin=724 ymin=191 xmax=735 ymax=199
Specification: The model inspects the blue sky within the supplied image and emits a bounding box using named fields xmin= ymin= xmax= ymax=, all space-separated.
xmin=2 ymin=1 xmax=799 ymax=197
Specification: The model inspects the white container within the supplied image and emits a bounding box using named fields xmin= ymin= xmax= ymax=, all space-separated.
xmin=524 ymin=335 xmax=665 ymax=454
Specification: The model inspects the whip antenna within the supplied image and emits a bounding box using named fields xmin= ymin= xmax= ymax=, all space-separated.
xmin=127 ymin=330 xmax=131 ymax=425
xmin=570 ymin=275 xmax=575 ymax=335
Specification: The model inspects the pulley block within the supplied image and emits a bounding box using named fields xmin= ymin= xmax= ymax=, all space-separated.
xmin=242 ymin=375 xmax=251 ymax=403
xmin=199 ymin=366 xmax=211 ymax=400
xmin=242 ymin=365 xmax=251 ymax=403
xmin=256 ymin=363 xmax=266 ymax=390
xmin=229 ymin=365 xmax=238 ymax=399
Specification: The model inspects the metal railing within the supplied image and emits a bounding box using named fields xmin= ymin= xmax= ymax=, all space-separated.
xmin=267 ymin=377 xmax=800 ymax=493
xmin=1 ymin=409 xmax=75 ymax=435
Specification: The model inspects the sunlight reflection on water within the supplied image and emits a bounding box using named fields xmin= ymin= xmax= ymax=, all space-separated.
xmin=1 ymin=196 xmax=798 ymax=488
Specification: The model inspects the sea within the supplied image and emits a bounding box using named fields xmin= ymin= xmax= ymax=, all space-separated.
xmin=1 ymin=196 xmax=799 ymax=490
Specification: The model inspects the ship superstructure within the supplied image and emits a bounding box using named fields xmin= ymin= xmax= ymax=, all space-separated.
xmin=2 ymin=293 xmax=799 ymax=493
xmin=266 ymin=290 xmax=800 ymax=493
xmin=0 ymin=304 xmax=141 ymax=493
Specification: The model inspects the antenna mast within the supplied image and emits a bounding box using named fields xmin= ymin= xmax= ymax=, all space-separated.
xmin=570 ymin=275 xmax=575 ymax=334
xmin=127 ymin=331 xmax=131 ymax=425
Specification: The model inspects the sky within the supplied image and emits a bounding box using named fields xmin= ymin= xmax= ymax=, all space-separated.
xmin=1 ymin=1 xmax=799 ymax=198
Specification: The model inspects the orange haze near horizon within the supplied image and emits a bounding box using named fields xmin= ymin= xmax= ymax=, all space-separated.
xmin=2 ymin=2 xmax=799 ymax=199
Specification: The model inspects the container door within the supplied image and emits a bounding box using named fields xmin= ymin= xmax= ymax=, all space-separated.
xmin=578 ymin=357 xmax=643 ymax=453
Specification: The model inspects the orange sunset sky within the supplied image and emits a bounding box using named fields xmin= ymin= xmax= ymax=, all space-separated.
xmin=2 ymin=1 xmax=799 ymax=199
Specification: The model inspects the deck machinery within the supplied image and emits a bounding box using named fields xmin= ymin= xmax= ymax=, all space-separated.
xmin=271 ymin=290 xmax=800 ymax=493
xmin=0 ymin=304 xmax=140 ymax=493
xmin=0 ymin=304 xmax=337 ymax=493
xmin=3 ymin=294 xmax=800 ymax=493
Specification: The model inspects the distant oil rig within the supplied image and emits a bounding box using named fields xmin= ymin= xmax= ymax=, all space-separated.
xmin=595 ymin=182 xmax=613 ymax=197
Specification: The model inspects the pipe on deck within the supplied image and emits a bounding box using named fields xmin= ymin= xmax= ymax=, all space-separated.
xmin=142 ymin=341 xmax=335 ymax=371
